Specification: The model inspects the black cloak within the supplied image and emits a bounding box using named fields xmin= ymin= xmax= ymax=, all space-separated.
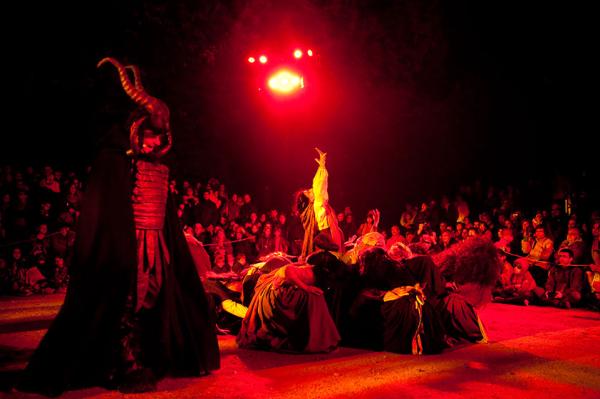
xmin=18 ymin=147 xmax=220 ymax=396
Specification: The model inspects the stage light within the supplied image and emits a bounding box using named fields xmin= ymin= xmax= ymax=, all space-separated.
xmin=307 ymin=49 xmax=313 ymax=56
xmin=267 ymin=69 xmax=304 ymax=94
xmin=259 ymin=55 xmax=268 ymax=64
xmin=248 ymin=56 xmax=256 ymax=63
xmin=294 ymin=49 xmax=303 ymax=59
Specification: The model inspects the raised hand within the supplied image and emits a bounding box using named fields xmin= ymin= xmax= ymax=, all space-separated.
xmin=372 ymin=209 xmax=381 ymax=227
xmin=314 ymin=147 xmax=327 ymax=167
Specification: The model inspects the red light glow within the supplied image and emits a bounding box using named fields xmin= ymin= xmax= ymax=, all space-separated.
xmin=248 ymin=57 xmax=256 ymax=63
xmin=294 ymin=49 xmax=303 ymax=59
xmin=259 ymin=55 xmax=268 ymax=64
xmin=267 ymin=69 xmax=304 ymax=94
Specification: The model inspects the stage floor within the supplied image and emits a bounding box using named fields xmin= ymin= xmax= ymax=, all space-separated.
xmin=1 ymin=294 xmax=599 ymax=398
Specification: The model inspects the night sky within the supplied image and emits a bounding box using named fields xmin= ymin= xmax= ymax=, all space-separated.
xmin=5 ymin=1 xmax=595 ymax=220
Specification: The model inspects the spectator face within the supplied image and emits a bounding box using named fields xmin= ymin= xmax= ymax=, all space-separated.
xmin=502 ymin=229 xmax=514 ymax=242
xmin=391 ymin=226 xmax=400 ymax=236
xmin=43 ymin=166 xmax=53 ymax=177
xmin=259 ymin=214 xmax=267 ymax=223
xmin=269 ymin=209 xmax=278 ymax=219
xmin=244 ymin=194 xmax=251 ymax=203
xmin=12 ymin=248 xmax=21 ymax=260
xmin=345 ymin=214 xmax=353 ymax=224
xmin=337 ymin=212 xmax=344 ymax=223
xmin=566 ymin=228 xmax=580 ymax=242
xmin=17 ymin=191 xmax=27 ymax=204
xmin=534 ymin=227 xmax=545 ymax=240
xmin=38 ymin=224 xmax=48 ymax=235
xmin=567 ymin=219 xmax=577 ymax=229
xmin=227 ymin=253 xmax=234 ymax=265
xmin=214 ymin=256 xmax=225 ymax=267
xmin=274 ymin=227 xmax=281 ymax=237
xmin=41 ymin=202 xmax=51 ymax=212
xmin=55 ymin=257 xmax=65 ymax=268
xmin=203 ymin=191 xmax=210 ymax=201
xmin=441 ymin=231 xmax=451 ymax=245
xmin=250 ymin=213 xmax=257 ymax=223
xmin=557 ymin=250 xmax=573 ymax=267
xmin=593 ymin=222 xmax=600 ymax=238
xmin=468 ymin=229 xmax=477 ymax=238
xmin=278 ymin=214 xmax=286 ymax=224
xmin=263 ymin=224 xmax=272 ymax=237
xmin=236 ymin=197 xmax=244 ymax=206
xmin=2 ymin=193 xmax=10 ymax=205
xmin=237 ymin=254 xmax=247 ymax=265
xmin=551 ymin=204 xmax=561 ymax=217
xmin=60 ymin=226 xmax=69 ymax=236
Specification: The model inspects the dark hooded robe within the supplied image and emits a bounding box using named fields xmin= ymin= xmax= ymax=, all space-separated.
xmin=18 ymin=143 xmax=220 ymax=396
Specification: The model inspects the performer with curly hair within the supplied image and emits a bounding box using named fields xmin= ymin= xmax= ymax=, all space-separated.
xmin=18 ymin=58 xmax=219 ymax=395
xmin=432 ymin=237 xmax=502 ymax=344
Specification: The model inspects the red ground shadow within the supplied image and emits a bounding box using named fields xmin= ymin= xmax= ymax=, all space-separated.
xmin=1 ymin=294 xmax=599 ymax=398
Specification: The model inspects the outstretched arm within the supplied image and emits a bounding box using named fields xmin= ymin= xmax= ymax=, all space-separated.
xmin=313 ymin=148 xmax=329 ymax=230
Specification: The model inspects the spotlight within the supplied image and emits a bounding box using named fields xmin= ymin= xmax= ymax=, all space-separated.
xmin=248 ymin=56 xmax=256 ymax=63
xmin=259 ymin=55 xmax=268 ymax=64
xmin=267 ymin=69 xmax=304 ymax=94
xmin=307 ymin=49 xmax=313 ymax=57
xmin=294 ymin=49 xmax=303 ymax=59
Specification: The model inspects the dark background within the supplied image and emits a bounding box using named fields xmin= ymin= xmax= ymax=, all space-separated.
xmin=4 ymin=0 xmax=596 ymax=220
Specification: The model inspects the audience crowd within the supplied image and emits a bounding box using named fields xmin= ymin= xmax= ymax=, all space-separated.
xmin=1 ymin=164 xmax=598 ymax=310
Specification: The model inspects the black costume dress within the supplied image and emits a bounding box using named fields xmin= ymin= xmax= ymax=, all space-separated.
xmin=18 ymin=148 xmax=220 ymax=396
xmin=348 ymin=250 xmax=446 ymax=354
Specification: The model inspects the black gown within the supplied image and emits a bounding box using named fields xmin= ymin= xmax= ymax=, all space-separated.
xmin=348 ymin=251 xmax=446 ymax=354
xmin=18 ymin=148 xmax=220 ymax=396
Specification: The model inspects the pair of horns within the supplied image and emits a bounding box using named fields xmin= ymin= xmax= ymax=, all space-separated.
xmin=98 ymin=57 xmax=172 ymax=157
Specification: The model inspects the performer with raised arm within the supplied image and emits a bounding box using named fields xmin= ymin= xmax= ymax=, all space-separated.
xmin=18 ymin=58 xmax=219 ymax=396
xmin=294 ymin=148 xmax=344 ymax=259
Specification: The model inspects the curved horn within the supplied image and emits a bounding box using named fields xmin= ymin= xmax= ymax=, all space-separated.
xmin=126 ymin=116 xmax=146 ymax=156
xmin=126 ymin=65 xmax=145 ymax=91
xmin=97 ymin=57 xmax=155 ymax=111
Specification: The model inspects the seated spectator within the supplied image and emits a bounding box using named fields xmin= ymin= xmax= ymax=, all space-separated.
xmin=494 ymin=259 xmax=536 ymax=305
xmin=232 ymin=253 xmax=249 ymax=275
xmin=212 ymin=252 xmax=231 ymax=274
xmin=272 ymin=226 xmax=289 ymax=254
xmin=385 ymin=225 xmax=405 ymax=250
xmin=51 ymin=256 xmax=69 ymax=293
xmin=256 ymin=223 xmax=275 ymax=258
xmin=558 ymin=227 xmax=587 ymax=265
xmin=533 ymin=248 xmax=583 ymax=308
xmin=521 ymin=226 xmax=554 ymax=287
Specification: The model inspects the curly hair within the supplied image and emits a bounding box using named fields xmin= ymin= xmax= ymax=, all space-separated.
xmin=432 ymin=237 xmax=501 ymax=287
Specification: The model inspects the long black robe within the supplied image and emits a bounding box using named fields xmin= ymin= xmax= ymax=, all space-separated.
xmin=18 ymin=149 xmax=220 ymax=396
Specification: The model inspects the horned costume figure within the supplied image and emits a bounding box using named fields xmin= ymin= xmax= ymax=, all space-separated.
xmin=18 ymin=58 xmax=219 ymax=396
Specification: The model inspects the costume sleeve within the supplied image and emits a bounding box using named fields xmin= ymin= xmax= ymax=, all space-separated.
xmin=313 ymin=164 xmax=330 ymax=231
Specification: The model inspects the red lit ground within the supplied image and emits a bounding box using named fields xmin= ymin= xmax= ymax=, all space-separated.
xmin=1 ymin=294 xmax=599 ymax=398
